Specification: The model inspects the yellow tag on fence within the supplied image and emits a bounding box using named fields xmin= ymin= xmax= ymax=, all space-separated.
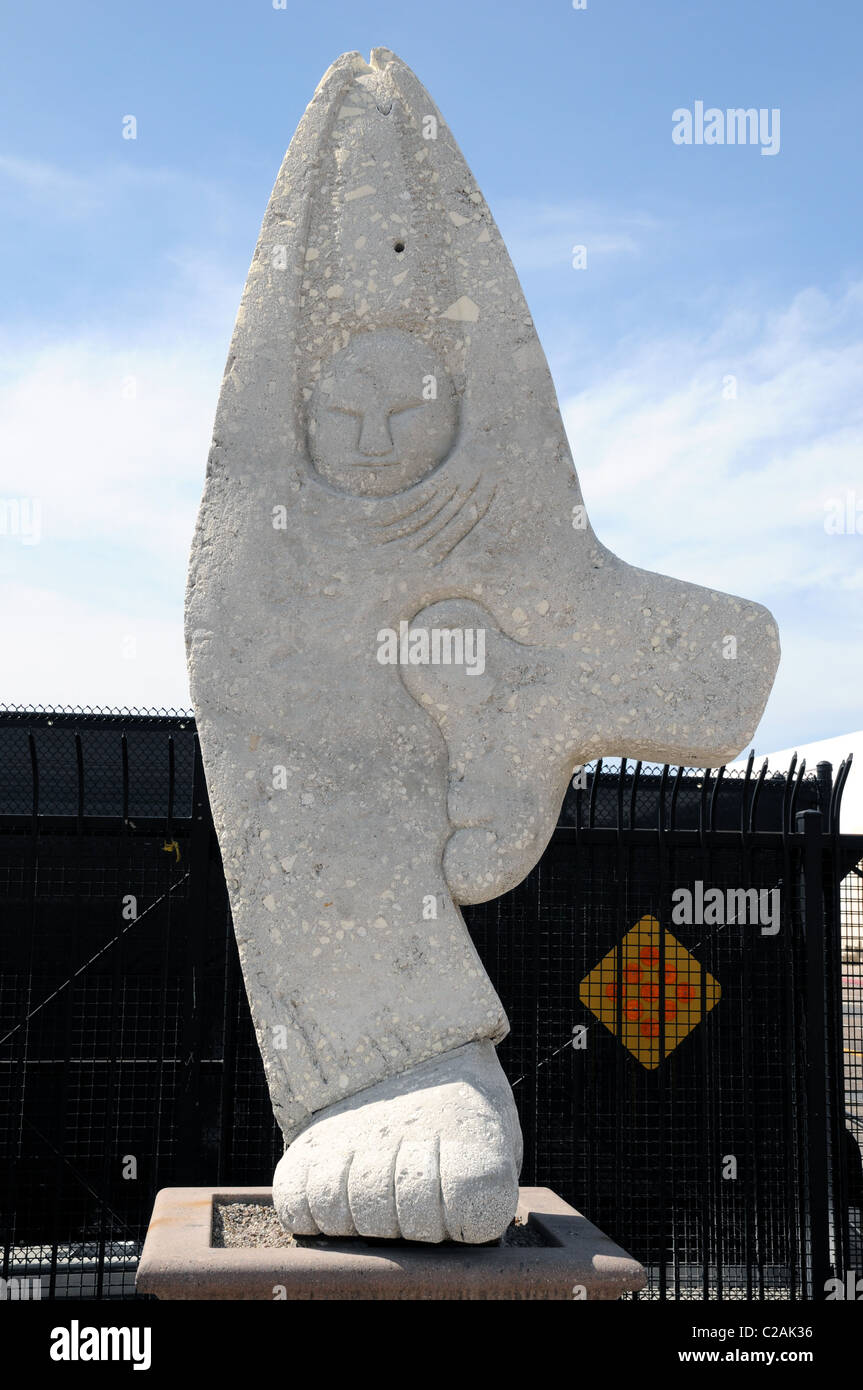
xmin=579 ymin=914 xmax=721 ymax=1070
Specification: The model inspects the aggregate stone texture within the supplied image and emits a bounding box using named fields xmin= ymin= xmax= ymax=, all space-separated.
xmin=185 ymin=48 xmax=780 ymax=1242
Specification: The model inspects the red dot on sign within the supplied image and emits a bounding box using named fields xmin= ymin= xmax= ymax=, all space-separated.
xmin=665 ymin=1002 xmax=677 ymax=1021
xmin=625 ymin=1002 xmax=641 ymax=1021
xmin=623 ymin=965 xmax=641 ymax=984
xmin=641 ymin=983 xmax=659 ymax=1001
xmin=640 ymin=946 xmax=660 ymax=966
xmin=640 ymin=1021 xmax=660 ymax=1038
xmin=665 ymin=965 xmax=677 ymax=985
xmin=605 ymin=982 xmax=622 ymax=1000
xmin=677 ymin=983 xmax=696 ymax=1002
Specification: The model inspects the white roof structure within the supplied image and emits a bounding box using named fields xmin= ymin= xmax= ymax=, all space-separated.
xmin=732 ymin=731 xmax=862 ymax=834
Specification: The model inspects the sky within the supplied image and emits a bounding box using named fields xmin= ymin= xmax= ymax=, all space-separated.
xmin=0 ymin=0 xmax=861 ymax=765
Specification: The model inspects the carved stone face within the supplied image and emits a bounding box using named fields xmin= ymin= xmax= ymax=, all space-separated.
xmin=307 ymin=329 xmax=459 ymax=497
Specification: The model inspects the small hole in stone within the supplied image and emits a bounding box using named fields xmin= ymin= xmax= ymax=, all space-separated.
xmin=393 ymin=241 xmax=405 ymax=254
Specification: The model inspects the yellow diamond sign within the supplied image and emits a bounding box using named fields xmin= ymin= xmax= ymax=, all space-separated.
xmin=579 ymin=914 xmax=721 ymax=1069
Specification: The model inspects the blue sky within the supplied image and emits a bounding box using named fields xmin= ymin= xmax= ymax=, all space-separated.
xmin=1 ymin=0 xmax=861 ymax=759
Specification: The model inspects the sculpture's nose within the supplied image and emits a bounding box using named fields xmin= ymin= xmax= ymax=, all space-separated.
xmin=358 ymin=411 xmax=394 ymax=457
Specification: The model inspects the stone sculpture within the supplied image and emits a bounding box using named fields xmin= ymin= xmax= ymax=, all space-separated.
xmin=185 ymin=48 xmax=780 ymax=1244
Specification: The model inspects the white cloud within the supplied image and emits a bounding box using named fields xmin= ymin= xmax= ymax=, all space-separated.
xmin=0 ymin=155 xmax=103 ymax=217
xmin=1 ymin=220 xmax=860 ymax=748
xmin=563 ymin=282 xmax=863 ymax=592
xmin=0 ymin=254 xmax=237 ymax=708
xmin=561 ymin=281 xmax=863 ymax=749
xmin=494 ymin=197 xmax=657 ymax=272
xmin=0 ymin=335 xmax=222 ymax=565
xmin=0 ymin=151 xmax=239 ymax=223
xmin=0 ymin=582 xmax=190 ymax=710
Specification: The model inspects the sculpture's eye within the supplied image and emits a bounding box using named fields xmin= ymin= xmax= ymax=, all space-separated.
xmin=388 ymin=401 xmax=424 ymax=418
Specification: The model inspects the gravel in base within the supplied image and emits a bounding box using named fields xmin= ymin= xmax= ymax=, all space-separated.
xmin=212 ymin=1201 xmax=545 ymax=1249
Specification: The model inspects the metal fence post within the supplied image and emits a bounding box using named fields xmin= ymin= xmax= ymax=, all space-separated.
xmin=175 ymin=737 xmax=212 ymax=1185
xmin=797 ymin=808 xmax=831 ymax=1298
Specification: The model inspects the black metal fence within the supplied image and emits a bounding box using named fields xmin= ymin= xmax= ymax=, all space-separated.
xmin=0 ymin=707 xmax=860 ymax=1300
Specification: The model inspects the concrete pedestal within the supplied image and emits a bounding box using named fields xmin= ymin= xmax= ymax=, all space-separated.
xmin=136 ymin=1186 xmax=645 ymax=1301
